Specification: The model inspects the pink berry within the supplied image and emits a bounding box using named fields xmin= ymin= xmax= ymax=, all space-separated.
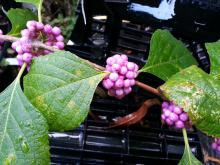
xmin=0 ymin=29 xmax=2 ymax=35
xmin=106 ymin=57 xmax=116 ymax=66
xmin=105 ymin=65 xmax=112 ymax=72
xmin=112 ymin=63 xmax=121 ymax=72
xmin=134 ymin=64 xmax=139 ymax=72
xmin=212 ymin=143 xmax=217 ymax=150
xmin=27 ymin=21 xmax=36 ymax=28
xmin=127 ymin=62 xmax=135 ymax=71
xmin=113 ymin=54 xmax=121 ymax=59
xmin=179 ymin=113 xmax=188 ymax=122
xmin=116 ymin=57 xmax=124 ymax=65
xmin=166 ymin=118 xmax=174 ymax=126
xmin=56 ymin=35 xmax=64 ymax=42
xmin=11 ymin=42 xmax=19 ymax=50
xmin=175 ymin=120 xmax=185 ymax=129
xmin=173 ymin=107 xmax=182 ymax=115
xmin=129 ymin=79 xmax=135 ymax=86
xmin=115 ymin=89 xmax=124 ymax=96
xmin=162 ymin=102 xmax=169 ymax=109
xmin=164 ymin=110 xmax=171 ymax=117
xmin=169 ymin=112 xmax=179 ymax=122
xmin=16 ymin=46 xmax=23 ymax=54
xmin=109 ymin=73 xmax=119 ymax=82
xmin=115 ymin=79 xmax=124 ymax=88
xmin=161 ymin=114 xmax=166 ymax=121
xmin=52 ymin=26 xmax=61 ymax=36
xmin=121 ymin=54 xmax=128 ymax=61
xmin=44 ymin=24 xmax=52 ymax=33
xmin=21 ymin=29 xmax=30 ymax=37
xmin=23 ymin=53 xmax=32 ymax=63
xmin=120 ymin=66 xmax=128 ymax=75
xmin=126 ymin=71 xmax=135 ymax=79
xmin=36 ymin=22 xmax=44 ymax=30
xmin=124 ymin=87 xmax=132 ymax=94
xmin=56 ymin=42 xmax=64 ymax=49
xmin=124 ymin=79 xmax=130 ymax=88
xmin=217 ymin=146 xmax=220 ymax=152
xmin=102 ymin=79 xmax=114 ymax=89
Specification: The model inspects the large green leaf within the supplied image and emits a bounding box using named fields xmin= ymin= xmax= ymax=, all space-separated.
xmin=205 ymin=41 xmax=220 ymax=79
xmin=0 ymin=76 xmax=49 ymax=164
xmin=7 ymin=8 xmax=37 ymax=36
xmin=140 ymin=30 xmax=198 ymax=81
xmin=160 ymin=65 xmax=220 ymax=137
xmin=24 ymin=51 xmax=107 ymax=131
xmin=15 ymin=0 xmax=43 ymax=10
xmin=178 ymin=129 xmax=202 ymax=165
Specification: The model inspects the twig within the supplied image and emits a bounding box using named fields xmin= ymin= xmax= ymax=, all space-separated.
xmin=109 ymin=98 xmax=161 ymax=128
xmin=205 ymin=155 xmax=220 ymax=165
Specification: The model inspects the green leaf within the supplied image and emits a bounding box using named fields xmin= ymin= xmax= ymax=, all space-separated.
xmin=15 ymin=0 xmax=43 ymax=10
xmin=0 ymin=75 xmax=50 ymax=164
xmin=140 ymin=30 xmax=198 ymax=81
xmin=160 ymin=65 xmax=220 ymax=137
xmin=205 ymin=41 xmax=220 ymax=79
xmin=178 ymin=129 xmax=202 ymax=165
xmin=7 ymin=8 xmax=37 ymax=36
xmin=24 ymin=51 xmax=107 ymax=131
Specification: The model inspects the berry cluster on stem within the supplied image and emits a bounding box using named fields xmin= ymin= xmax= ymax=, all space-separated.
xmin=161 ymin=101 xmax=192 ymax=129
xmin=11 ymin=20 xmax=64 ymax=69
xmin=102 ymin=54 xmax=139 ymax=99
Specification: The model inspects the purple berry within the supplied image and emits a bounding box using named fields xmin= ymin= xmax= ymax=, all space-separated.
xmin=127 ymin=62 xmax=135 ymax=71
xmin=166 ymin=118 xmax=174 ymax=126
xmin=56 ymin=35 xmax=64 ymax=42
xmin=23 ymin=53 xmax=32 ymax=63
xmin=52 ymin=26 xmax=61 ymax=36
xmin=126 ymin=71 xmax=135 ymax=79
xmin=106 ymin=57 xmax=116 ymax=66
xmin=169 ymin=112 xmax=179 ymax=122
xmin=115 ymin=79 xmax=124 ymax=88
xmin=173 ymin=107 xmax=182 ymax=115
xmin=124 ymin=87 xmax=132 ymax=95
xmin=212 ymin=143 xmax=217 ymax=150
xmin=179 ymin=113 xmax=188 ymax=122
xmin=175 ymin=120 xmax=185 ymax=129
xmin=102 ymin=79 xmax=114 ymax=89
xmin=121 ymin=54 xmax=128 ymax=61
xmin=164 ymin=110 xmax=171 ymax=117
xmin=162 ymin=102 xmax=169 ymax=109
xmin=129 ymin=79 xmax=135 ymax=86
xmin=112 ymin=63 xmax=121 ymax=72
xmin=115 ymin=89 xmax=124 ymax=96
xmin=124 ymin=79 xmax=130 ymax=88
xmin=120 ymin=66 xmax=128 ymax=75
xmin=44 ymin=24 xmax=52 ymax=33
xmin=56 ymin=42 xmax=64 ymax=49
xmin=109 ymin=73 xmax=119 ymax=82
xmin=36 ymin=22 xmax=44 ymax=30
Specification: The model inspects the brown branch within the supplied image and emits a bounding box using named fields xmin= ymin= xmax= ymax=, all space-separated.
xmin=135 ymin=81 xmax=162 ymax=97
xmin=109 ymin=98 xmax=161 ymax=128
xmin=205 ymin=155 xmax=220 ymax=165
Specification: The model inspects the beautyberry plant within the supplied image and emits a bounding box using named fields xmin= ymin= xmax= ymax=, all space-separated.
xmin=0 ymin=0 xmax=220 ymax=164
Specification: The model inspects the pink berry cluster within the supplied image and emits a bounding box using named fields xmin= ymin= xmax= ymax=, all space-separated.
xmin=102 ymin=54 xmax=139 ymax=99
xmin=211 ymin=138 xmax=220 ymax=153
xmin=161 ymin=101 xmax=191 ymax=129
xmin=0 ymin=29 xmax=4 ymax=50
xmin=12 ymin=20 xmax=64 ymax=67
